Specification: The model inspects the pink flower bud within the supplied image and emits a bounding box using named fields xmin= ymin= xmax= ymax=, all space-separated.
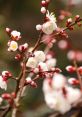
xmin=41 ymin=7 xmax=46 ymax=14
xmin=41 ymin=1 xmax=47 ymax=7
xmin=66 ymin=66 xmax=75 ymax=73
xmin=11 ymin=30 xmax=21 ymax=40
xmin=6 ymin=27 xmax=11 ymax=34
xmin=31 ymin=81 xmax=37 ymax=88
xmin=2 ymin=71 xmax=12 ymax=78
xmin=68 ymin=78 xmax=79 ymax=85
xmin=36 ymin=24 xmax=42 ymax=31
xmin=19 ymin=43 xmax=28 ymax=52
xmin=15 ymin=54 xmax=22 ymax=60
xmin=75 ymin=15 xmax=80 ymax=22
xmin=2 ymin=93 xmax=11 ymax=100
xmin=67 ymin=18 xmax=72 ymax=23
xmin=26 ymin=77 xmax=32 ymax=84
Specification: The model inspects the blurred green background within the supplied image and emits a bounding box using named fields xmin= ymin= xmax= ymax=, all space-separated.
xmin=0 ymin=0 xmax=82 ymax=117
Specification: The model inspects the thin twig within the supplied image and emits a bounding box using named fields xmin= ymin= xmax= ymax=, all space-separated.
xmin=1 ymin=106 xmax=11 ymax=117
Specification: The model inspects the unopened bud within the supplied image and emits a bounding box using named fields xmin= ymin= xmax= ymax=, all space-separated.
xmin=68 ymin=78 xmax=79 ymax=85
xmin=31 ymin=81 xmax=37 ymax=88
xmin=41 ymin=7 xmax=46 ymax=14
xmin=66 ymin=66 xmax=75 ymax=73
xmin=2 ymin=93 xmax=11 ymax=100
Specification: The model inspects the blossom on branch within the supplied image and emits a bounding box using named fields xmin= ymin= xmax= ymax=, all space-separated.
xmin=8 ymin=41 xmax=18 ymax=52
xmin=11 ymin=30 xmax=21 ymax=40
xmin=43 ymin=73 xmax=82 ymax=114
xmin=0 ymin=76 xmax=7 ymax=90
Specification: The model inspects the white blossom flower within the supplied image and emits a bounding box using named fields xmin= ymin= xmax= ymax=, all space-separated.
xmin=46 ymin=11 xmax=56 ymax=23
xmin=0 ymin=76 xmax=7 ymax=90
xmin=66 ymin=87 xmax=81 ymax=104
xmin=43 ymin=78 xmax=52 ymax=94
xmin=36 ymin=24 xmax=42 ymax=31
xmin=52 ymin=73 xmax=66 ymax=89
xmin=38 ymin=62 xmax=48 ymax=71
xmin=26 ymin=77 xmax=32 ymax=83
xmin=43 ymin=77 xmax=71 ymax=114
xmin=42 ymin=11 xmax=57 ymax=34
xmin=46 ymin=58 xmax=57 ymax=69
xmin=44 ymin=92 xmax=58 ymax=109
xmin=34 ymin=51 xmax=45 ymax=62
xmin=26 ymin=57 xmax=38 ymax=68
xmin=42 ymin=21 xmax=57 ymax=34
xmin=43 ymin=73 xmax=81 ymax=114
xmin=11 ymin=30 xmax=21 ymax=40
xmin=53 ymin=92 xmax=71 ymax=114
xmin=43 ymin=89 xmax=71 ymax=114
xmin=8 ymin=41 xmax=18 ymax=51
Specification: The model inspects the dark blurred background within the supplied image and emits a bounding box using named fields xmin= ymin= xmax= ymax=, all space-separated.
xmin=0 ymin=0 xmax=82 ymax=117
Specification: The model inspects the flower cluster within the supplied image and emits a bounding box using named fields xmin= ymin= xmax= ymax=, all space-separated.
xmin=36 ymin=11 xmax=57 ymax=35
xmin=43 ymin=73 xmax=81 ymax=114
xmin=6 ymin=28 xmax=28 ymax=53
xmin=26 ymin=50 xmax=57 ymax=72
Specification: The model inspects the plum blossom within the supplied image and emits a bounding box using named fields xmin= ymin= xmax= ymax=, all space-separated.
xmin=8 ymin=41 xmax=18 ymax=51
xmin=38 ymin=62 xmax=48 ymax=71
xmin=46 ymin=58 xmax=57 ymax=70
xmin=66 ymin=87 xmax=81 ymax=104
xmin=36 ymin=11 xmax=57 ymax=34
xmin=44 ymin=91 xmax=71 ymax=114
xmin=26 ymin=57 xmax=37 ymax=68
xmin=0 ymin=76 xmax=7 ymax=90
xmin=42 ymin=11 xmax=57 ymax=34
xmin=19 ymin=43 xmax=28 ymax=52
xmin=43 ymin=73 xmax=81 ymax=114
xmin=26 ymin=51 xmax=46 ymax=68
xmin=42 ymin=21 xmax=57 ymax=35
xmin=52 ymin=73 xmax=66 ymax=89
xmin=34 ymin=51 xmax=45 ymax=62
xmin=11 ymin=30 xmax=21 ymax=40
xmin=2 ymin=71 xmax=12 ymax=78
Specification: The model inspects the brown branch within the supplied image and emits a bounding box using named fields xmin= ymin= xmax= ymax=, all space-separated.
xmin=1 ymin=106 xmax=11 ymax=117
xmin=54 ymin=18 xmax=82 ymax=36
xmin=12 ymin=62 xmax=26 ymax=117
xmin=32 ymin=31 xmax=44 ymax=53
